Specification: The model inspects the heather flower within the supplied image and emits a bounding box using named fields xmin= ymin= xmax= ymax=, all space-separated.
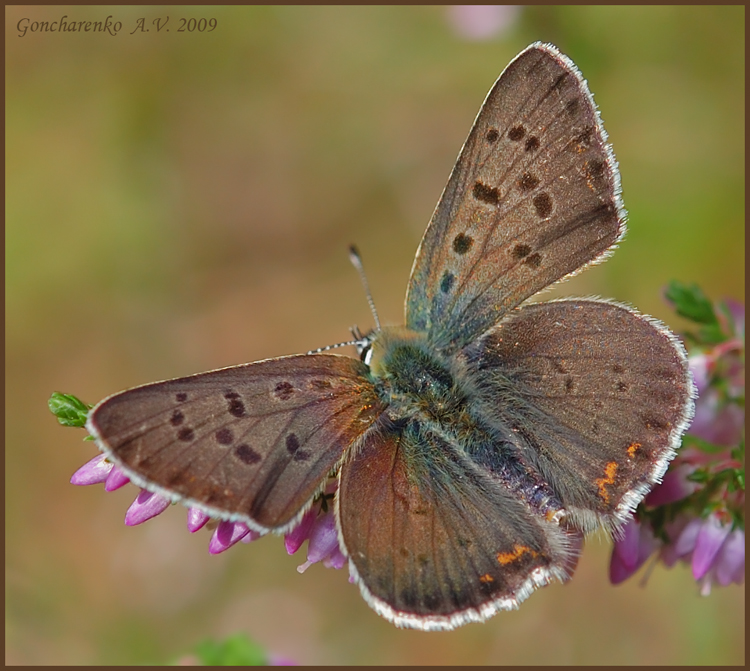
xmin=609 ymin=516 xmax=659 ymax=585
xmin=283 ymin=484 xmax=348 ymax=573
xmin=296 ymin=511 xmax=340 ymax=572
xmin=690 ymin=377 xmax=744 ymax=447
xmin=658 ymin=513 xmax=744 ymax=595
xmin=67 ymin=444 xmax=345 ymax=569
xmin=692 ymin=513 xmax=732 ymax=580
xmin=209 ymin=521 xmax=260 ymax=554
xmin=644 ymin=463 xmax=698 ymax=507
xmin=70 ymin=453 xmax=113 ymax=485
xmin=713 ymin=527 xmax=745 ymax=587
xmin=105 ymin=465 xmax=131 ymax=491
xmin=125 ymin=489 xmax=171 ymax=526
xmin=187 ymin=508 xmax=210 ymax=532
xmin=284 ymin=507 xmax=318 ymax=555
xmin=610 ymin=284 xmax=744 ymax=596
xmin=446 ymin=5 xmax=521 ymax=41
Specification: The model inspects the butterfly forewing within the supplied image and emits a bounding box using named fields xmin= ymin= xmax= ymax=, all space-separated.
xmin=87 ymin=354 xmax=385 ymax=532
xmin=405 ymin=43 xmax=624 ymax=352
xmin=462 ymin=300 xmax=693 ymax=531
xmin=338 ymin=417 xmax=575 ymax=630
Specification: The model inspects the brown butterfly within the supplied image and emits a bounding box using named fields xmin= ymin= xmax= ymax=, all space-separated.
xmin=87 ymin=43 xmax=693 ymax=630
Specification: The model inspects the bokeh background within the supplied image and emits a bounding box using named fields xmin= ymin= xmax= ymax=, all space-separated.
xmin=6 ymin=5 xmax=744 ymax=665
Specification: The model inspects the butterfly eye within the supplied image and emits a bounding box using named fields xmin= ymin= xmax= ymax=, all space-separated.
xmin=356 ymin=335 xmax=374 ymax=365
xmin=362 ymin=347 xmax=373 ymax=367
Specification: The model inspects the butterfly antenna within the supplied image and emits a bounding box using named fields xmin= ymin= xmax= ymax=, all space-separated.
xmin=306 ymin=339 xmax=360 ymax=355
xmin=349 ymin=245 xmax=381 ymax=331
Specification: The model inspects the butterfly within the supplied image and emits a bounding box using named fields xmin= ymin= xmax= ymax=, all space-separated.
xmin=86 ymin=42 xmax=694 ymax=631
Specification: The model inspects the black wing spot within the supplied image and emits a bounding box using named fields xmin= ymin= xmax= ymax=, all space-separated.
xmin=452 ymin=232 xmax=474 ymax=255
xmin=440 ymin=271 xmax=455 ymax=294
xmin=227 ymin=397 xmax=247 ymax=418
xmin=485 ymin=128 xmax=500 ymax=143
xmin=518 ymin=172 xmax=540 ymax=191
xmin=293 ymin=450 xmax=311 ymax=462
xmin=565 ymin=98 xmax=580 ymax=116
xmin=569 ymin=127 xmax=595 ymax=152
xmin=613 ymin=364 xmax=624 ymax=374
xmin=170 ymin=410 xmax=184 ymax=426
xmin=508 ymin=125 xmax=526 ymax=141
xmin=175 ymin=392 xmax=188 ymax=402
xmin=286 ymin=433 xmax=300 ymax=454
xmin=532 ymin=192 xmax=553 ymax=218
xmin=616 ymin=381 xmax=628 ymax=392
xmin=565 ymin=377 xmax=574 ymax=393
xmin=274 ymin=381 xmax=295 ymax=400
xmin=525 ymin=136 xmax=540 ymax=152
xmin=177 ymin=427 xmax=195 ymax=442
xmin=224 ymin=391 xmax=240 ymax=399
xmin=512 ymin=243 xmax=532 ymax=259
xmin=235 ymin=443 xmax=261 ymax=464
xmin=643 ymin=415 xmax=668 ymax=431
xmin=587 ymin=159 xmax=607 ymax=181
xmin=472 ymin=181 xmax=501 ymax=206
xmin=215 ymin=428 xmax=233 ymax=445
xmin=552 ymin=72 xmax=569 ymax=91
xmin=523 ymin=252 xmax=542 ymax=268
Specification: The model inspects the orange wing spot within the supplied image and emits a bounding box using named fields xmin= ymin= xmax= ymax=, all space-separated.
xmin=479 ymin=573 xmax=494 ymax=584
xmin=496 ymin=544 xmax=538 ymax=565
xmin=595 ymin=462 xmax=618 ymax=503
xmin=627 ymin=442 xmax=642 ymax=459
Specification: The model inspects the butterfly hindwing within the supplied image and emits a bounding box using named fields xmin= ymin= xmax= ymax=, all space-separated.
xmin=338 ymin=416 xmax=576 ymax=630
xmin=462 ymin=299 xmax=693 ymax=531
xmin=405 ymin=43 xmax=624 ymax=353
xmin=87 ymin=354 xmax=385 ymax=532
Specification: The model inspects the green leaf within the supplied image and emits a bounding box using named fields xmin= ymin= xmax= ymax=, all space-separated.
xmin=687 ymin=469 xmax=710 ymax=484
xmin=665 ymin=281 xmax=727 ymax=344
xmin=48 ymin=392 xmax=91 ymax=428
xmin=194 ymin=633 xmax=269 ymax=666
xmin=682 ymin=434 xmax=728 ymax=455
xmin=665 ymin=281 xmax=718 ymax=325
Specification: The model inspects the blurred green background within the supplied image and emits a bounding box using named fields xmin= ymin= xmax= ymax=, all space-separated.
xmin=6 ymin=5 xmax=744 ymax=665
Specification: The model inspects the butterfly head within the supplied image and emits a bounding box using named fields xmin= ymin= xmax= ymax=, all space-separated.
xmin=351 ymin=325 xmax=378 ymax=366
xmin=354 ymin=325 xmax=430 ymax=379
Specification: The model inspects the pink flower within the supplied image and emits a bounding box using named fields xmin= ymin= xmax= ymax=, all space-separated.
xmin=209 ymin=521 xmax=260 ymax=554
xmin=446 ymin=6 xmax=521 ymax=41
xmin=70 ymin=452 xmax=346 ymax=571
xmin=70 ymin=453 xmax=113 ymax=485
xmin=609 ymin=516 xmax=659 ymax=584
xmin=125 ymin=489 xmax=171 ymax=526
xmin=660 ymin=513 xmax=744 ymax=595
xmin=288 ymin=509 xmax=347 ymax=574
xmin=645 ymin=463 xmax=699 ymax=507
